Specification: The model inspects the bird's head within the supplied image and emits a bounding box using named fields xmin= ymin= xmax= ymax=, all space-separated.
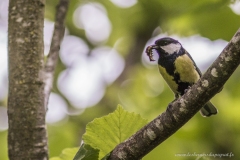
xmin=146 ymin=37 xmax=182 ymax=61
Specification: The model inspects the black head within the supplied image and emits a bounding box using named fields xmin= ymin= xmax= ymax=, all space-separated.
xmin=146 ymin=37 xmax=182 ymax=61
xmin=155 ymin=37 xmax=179 ymax=47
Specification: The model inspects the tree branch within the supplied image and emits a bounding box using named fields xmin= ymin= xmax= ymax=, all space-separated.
xmin=8 ymin=0 xmax=47 ymax=159
xmin=108 ymin=28 xmax=240 ymax=160
xmin=44 ymin=0 xmax=69 ymax=108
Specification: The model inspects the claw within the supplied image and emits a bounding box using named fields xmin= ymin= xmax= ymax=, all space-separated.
xmin=145 ymin=45 xmax=158 ymax=61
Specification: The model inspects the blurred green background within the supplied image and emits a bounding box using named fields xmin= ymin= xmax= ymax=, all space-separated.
xmin=0 ymin=0 xmax=240 ymax=159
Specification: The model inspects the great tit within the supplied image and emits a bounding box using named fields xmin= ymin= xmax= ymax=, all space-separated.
xmin=146 ymin=37 xmax=218 ymax=117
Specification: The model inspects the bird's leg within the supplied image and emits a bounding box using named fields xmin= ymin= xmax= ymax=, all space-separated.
xmin=167 ymin=93 xmax=179 ymax=111
xmin=167 ymin=102 xmax=174 ymax=113
xmin=184 ymin=86 xmax=192 ymax=94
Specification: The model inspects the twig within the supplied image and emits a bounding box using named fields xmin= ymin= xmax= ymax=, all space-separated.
xmin=107 ymin=28 xmax=240 ymax=160
xmin=44 ymin=0 xmax=69 ymax=108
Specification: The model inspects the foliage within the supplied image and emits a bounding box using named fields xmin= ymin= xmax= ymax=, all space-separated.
xmin=73 ymin=144 xmax=99 ymax=160
xmin=74 ymin=105 xmax=148 ymax=159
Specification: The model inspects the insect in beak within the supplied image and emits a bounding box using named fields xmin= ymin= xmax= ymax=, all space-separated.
xmin=146 ymin=45 xmax=158 ymax=61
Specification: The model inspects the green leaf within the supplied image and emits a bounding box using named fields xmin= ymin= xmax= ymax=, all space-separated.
xmin=73 ymin=144 xmax=99 ymax=160
xmin=83 ymin=104 xmax=148 ymax=159
xmin=50 ymin=148 xmax=79 ymax=160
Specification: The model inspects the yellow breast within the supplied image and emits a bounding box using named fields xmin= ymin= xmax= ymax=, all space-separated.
xmin=158 ymin=65 xmax=178 ymax=94
xmin=174 ymin=54 xmax=200 ymax=83
xmin=158 ymin=54 xmax=200 ymax=94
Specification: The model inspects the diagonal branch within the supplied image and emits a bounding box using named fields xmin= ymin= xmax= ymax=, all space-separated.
xmin=108 ymin=28 xmax=240 ymax=160
xmin=44 ymin=0 xmax=70 ymax=108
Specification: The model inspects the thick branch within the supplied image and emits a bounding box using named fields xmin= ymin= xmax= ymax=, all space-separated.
xmin=108 ymin=29 xmax=240 ymax=160
xmin=44 ymin=0 xmax=69 ymax=107
xmin=8 ymin=0 xmax=47 ymax=159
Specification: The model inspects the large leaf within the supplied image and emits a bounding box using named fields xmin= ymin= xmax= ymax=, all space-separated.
xmin=82 ymin=105 xmax=148 ymax=159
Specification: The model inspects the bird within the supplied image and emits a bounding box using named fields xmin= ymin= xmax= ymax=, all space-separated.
xmin=145 ymin=37 xmax=218 ymax=117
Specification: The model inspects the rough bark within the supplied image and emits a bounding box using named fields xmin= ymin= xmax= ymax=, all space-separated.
xmin=108 ymin=29 xmax=240 ymax=160
xmin=7 ymin=0 xmax=48 ymax=159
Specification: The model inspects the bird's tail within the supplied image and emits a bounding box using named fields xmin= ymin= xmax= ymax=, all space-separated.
xmin=200 ymin=101 xmax=218 ymax=117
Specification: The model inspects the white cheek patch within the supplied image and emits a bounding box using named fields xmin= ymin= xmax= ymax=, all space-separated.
xmin=160 ymin=43 xmax=181 ymax=54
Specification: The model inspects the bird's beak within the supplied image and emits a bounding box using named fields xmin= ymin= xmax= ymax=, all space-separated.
xmin=146 ymin=45 xmax=158 ymax=61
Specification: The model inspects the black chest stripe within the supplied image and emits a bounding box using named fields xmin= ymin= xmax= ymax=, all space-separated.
xmin=158 ymin=50 xmax=193 ymax=95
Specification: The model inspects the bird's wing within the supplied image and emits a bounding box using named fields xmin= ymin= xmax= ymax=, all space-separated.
xmin=184 ymin=49 xmax=202 ymax=77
